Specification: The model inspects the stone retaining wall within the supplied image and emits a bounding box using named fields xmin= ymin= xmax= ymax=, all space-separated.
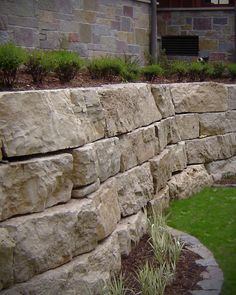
xmin=0 ymin=82 xmax=236 ymax=294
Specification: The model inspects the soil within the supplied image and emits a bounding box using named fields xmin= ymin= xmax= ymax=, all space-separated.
xmin=214 ymin=176 xmax=236 ymax=185
xmin=0 ymin=70 xmax=236 ymax=92
xmin=121 ymin=234 xmax=206 ymax=295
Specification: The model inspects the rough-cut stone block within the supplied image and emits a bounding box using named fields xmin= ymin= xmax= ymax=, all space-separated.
xmin=116 ymin=163 xmax=154 ymax=217
xmin=0 ymin=90 xmax=84 ymax=157
xmin=168 ymin=165 xmax=213 ymax=199
xmin=167 ymin=142 xmax=187 ymax=173
xmin=171 ymin=83 xmax=228 ymax=113
xmin=186 ymin=133 xmax=236 ymax=164
xmin=155 ymin=117 xmax=181 ymax=151
xmin=88 ymin=179 xmax=121 ymax=240
xmin=205 ymin=156 xmax=236 ymax=181
xmin=148 ymin=186 xmax=170 ymax=212
xmin=0 ymin=154 xmax=73 ymax=221
xmin=99 ymin=84 xmax=162 ymax=137
xmin=119 ymin=124 xmax=158 ymax=172
xmin=227 ymin=85 xmax=236 ymax=110
xmin=72 ymin=179 xmax=100 ymax=198
xmin=70 ymin=88 xmax=105 ymax=143
xmin=193 ymin=18 xmax=212 ymax=30
xmin=150 ymin=149 xmax=173 ymax=193
xmin=0 ymin=199 xmax=98 ymax=284
xmin=151 ymin=84 xmax=175 ymax=118
xmin=199 ymin=111 xmax=236 ymax=136
xmin=175 ymin=114 xmax=199 ymax=140
xmin=115 ymin=211 xmax=147 ymax=256
xmin=0 ymin=233 xmax=120 ymax=295
xmin=0 ymin=229 xmax=15 ymax=291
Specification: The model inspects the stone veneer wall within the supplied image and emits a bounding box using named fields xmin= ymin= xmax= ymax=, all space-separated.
xmin=157 ymin=9 xmax=235 ymax=61
xmin=0 ymin=82 xmax=236 ymax=294
xmin=0 ymin=0 xmax=150 ymax=61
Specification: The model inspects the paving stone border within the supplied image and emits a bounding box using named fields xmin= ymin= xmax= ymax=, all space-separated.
xmin=170 ymin=228 xmax=224 ymax=295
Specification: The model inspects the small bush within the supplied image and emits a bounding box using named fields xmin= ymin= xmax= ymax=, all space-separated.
xmin=227 ymin=63 xmax=236 ymax=80
xmin=0 ymin=43 xmax=26 ymax=87
xmin=50 ymin=50 xmax=82 ymax=83
xmin=188 ymin=62 xmax=208 ymax=81
xmin=120 ymin=54 xmax=140 ymax=82
xmin=25 ymin=50 xmax=52 ymax=84
xmin=206 ymin=62 xmax=226 ymax=79
xmin=142 ymin=64 xmax=164 ymax=81
xmin=170 ymin=61 xmax=189 ymax=81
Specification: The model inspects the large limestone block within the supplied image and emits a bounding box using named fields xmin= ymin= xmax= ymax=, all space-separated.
xmin=88 ymin=179 xmax=121 ymax=240
xmin=175 ymin=114 xmax=199 ymax=140
xmin=199 ymin=111 xmax=236 ymax=136
xmin=0 ymin=90 xmax=85 ymax=158
xmin=227 ymin=85 xmax=236 ymax=110
xmin=170 ymin=83 xmax=228 ymax=113
xmin=167 ymin=142 xmax=187 ymax=173
xmin=119 ymin=124 xmax=158 ymax=172
xmin=72 ymin=179 xmax=100 ymax=198
xmin=205 ymin=156 xmax=236 ymax=181
xmin=73 ymin=138 xmax=120 ymax=186
xmin=99 ymin=83 xmax=162 ymax=137
xmin=0 ymin=199 xmax=98 ymax=284
xmin=70 ymin=88 xmax=105 ymax=142
xmin=0 ymin=234 xmax=121 ymax=295
xmin=0 ymin=229 xmax=15 ymax=291
xmin=148 ymin=186 xmax=170 ymax=212
xmin=0 ymin=154 xmax=73 ymax=221
xmin=155 ymin=117 xmax=181 ymax=151
xmin=115 ymin=211 xmax=147 ymax=256
xmin=186 ymin=133 xmax=236 ymax=164
xmin=116 ymin=163 xmax=154 ymax=217
xmin=151 ymin=84 xmax=175 ymax=118
xmin=150 ymin=149 xmax=173 ymax=193
xmin=168 ymin=165 xmax=213 ymax=199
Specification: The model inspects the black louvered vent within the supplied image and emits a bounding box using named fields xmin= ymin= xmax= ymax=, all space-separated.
xmin=162 ymin=36 xmax=199 ymax=56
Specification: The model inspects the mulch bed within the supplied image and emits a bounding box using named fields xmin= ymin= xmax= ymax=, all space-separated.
xmin=214 ymin=176 xmax=236 ymax=186
xmin=121 ymin=234 xmax=206 ymax=295
xmin=0 ymin=70 xmax=235 ymax=92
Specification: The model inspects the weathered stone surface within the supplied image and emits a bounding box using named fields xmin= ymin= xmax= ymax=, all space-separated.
xmin=168 ymin=165 xmax=213 ymax=199
xmin=0 ymin=233 xmax=121 ymax=295
xmin=0 ymin=154 xmax=73 ymax=221
xmin=167 ymin=142 xmax=187 ymax=173
xmin=115 ymin=211 xmax=147 ymax=256
xmin=148 ymin=186 xmax=170 ymax=211
xmin=119 ymin=124 xmax=158 ymax=172
xmin=99 ymin=83 xmax=162 ymax=137
xmin=199 ymin=111 xmax=236 ymax=136
xmin=186 ymin=133 xmax=236 ymax=164
xmin=150 ymin=149 xmax=172 ymax=193
xmin=73 ymin=138 xmax=120 ymax=186
xmin=205 ymin=156 xmax=236 ymax=181
xmin=0 ymin=90 xmax=85 ymax=157
xmin=88 ymin=179 xmax=121 ymax=240
xmin=0 ymin=199 xmax=98 ymax=284
xmin=151 ymin=84 xmax=175 ymax=118
xmin=70 ymin=88 xmax=105 ymax=142
xmin=116 ymin=163 xmax=154 ymax=217
xmin=72 ymin=179 xmax=100 ymax=198
xmin=175 ymin=114 xmax=199 ymax=140
xmin=227 ymin=85 xmax=236 ymax=110
xmin=171 ymin=83 xmax=228 ymax=113
xmin=155 ymin=117 xmax=181 ymax=151
xmin=0 ymin=229 xmax=15 ymax=291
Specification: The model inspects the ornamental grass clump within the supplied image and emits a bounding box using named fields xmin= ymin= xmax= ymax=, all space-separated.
xmin=50 ymin=50 xmax=83 ymax=83
xmin=103 ymin=275 xmax=132 ymax=295
xmin=141 ymin=64 xmax=164 ymax=81
xmin=0 ymin=42 xmax=26 ymax=88
xmin=227 ymin=63 xmax=236 ymax=80
xmin=170 ymin=60 xmax=189 ymax=81
xmin=188 ymin=61 xmax=208 ymax=81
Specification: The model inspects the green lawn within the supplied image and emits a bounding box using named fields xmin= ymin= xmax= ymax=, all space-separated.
xmin=167 ymin=187 xmax=236 ymax=295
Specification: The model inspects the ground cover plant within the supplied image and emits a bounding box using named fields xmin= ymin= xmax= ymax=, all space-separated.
xmin=167 ymin=187 xmax=236 ymax=295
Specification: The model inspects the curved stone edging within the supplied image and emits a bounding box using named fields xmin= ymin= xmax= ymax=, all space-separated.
xmin=169 ymin=227 xmax=224 ymax=295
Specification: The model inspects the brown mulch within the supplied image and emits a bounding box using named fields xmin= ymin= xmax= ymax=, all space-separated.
xmin=0 ymin=70 xmax=235 ymax=92
xmin=214 ymin=176 xmax=236 ymax=185
xmin=121 ymin=234 xmax=206 ymax=295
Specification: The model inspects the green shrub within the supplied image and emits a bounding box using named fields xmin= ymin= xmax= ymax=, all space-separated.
xmin=206 ymin=62 xmax=226 ymax=79
xmin=50 ymin=50 xmax=82 ymax=83
xmin=25 ymin=49 xmax=52 ymax=84
xmin=0 ymin=43 xmax=26 ymax=87
xmin=227 ymin=63 xmax=236 ymax=79
xmin=142 ymin=64 xmax=164 ymax=81
xmin=170 ymin=61 xmax=189 ymax=81
xmin=103 ymin=275 xmax=131 ymax=295
xmin=188 ymin=62 xmax=208 ymax=81
xmin=120 ymin=54 xmax=140 ymax=82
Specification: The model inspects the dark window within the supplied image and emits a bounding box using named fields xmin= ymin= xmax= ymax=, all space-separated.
xmin=162 ymin=36 xmax=199 ymax=56
xmin=158 ymin=0 xmax=233 ymax=8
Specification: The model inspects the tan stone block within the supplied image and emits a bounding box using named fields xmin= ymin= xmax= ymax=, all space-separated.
xmin=79 ymin=23 xmax=92 ymax=43
xmin=167 ymin=142 xmax=187 ymax=173
xmin=74 ymin=10 xmax=96 ymax=24
xmin=135 ymin=28 xmax=149 ymax=46
xmin=175 ymin=114 xmax=199 ymax=140
xmin=199 ymin=39 xmax=218 ymax=51
xmin=205 ymin=156 xmax=236 ymax=181
xmin=148 ymin=186 xmax=170 ymax=211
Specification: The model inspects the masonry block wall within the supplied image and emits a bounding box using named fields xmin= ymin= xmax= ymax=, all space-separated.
xmin=0 ymin=0 xmax=150 ymax=61
xmin=0 ymin=82 xmax=236 ymax=294
xmin=157 ymin=9 xmax=235 ymax=61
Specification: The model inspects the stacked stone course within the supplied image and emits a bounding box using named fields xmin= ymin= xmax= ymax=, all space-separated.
xmin=0 ymin=82 xmax=236 ymax=294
